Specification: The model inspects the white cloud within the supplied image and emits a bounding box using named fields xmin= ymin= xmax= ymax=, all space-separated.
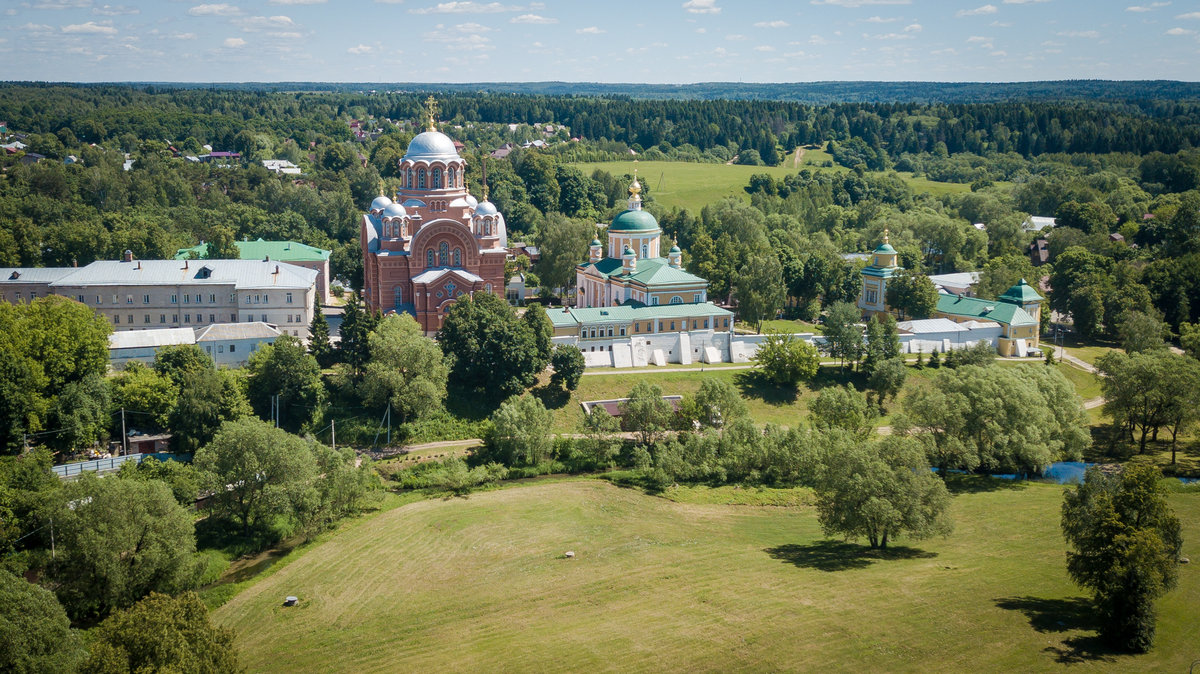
xmin=189 ymin=4 xmax=243 ymax=17
xmin=695 ymin=27 xmax=706 ymax=33
xmin=268 ymin=31 xmax=302 ymax=38
xmin=809 ymin=34 xmax=832 ymax=44
xmin=511 ymin=13 xmax=555 ymax=23
xmin=1165 ymin=26 xmax=1196 ymax=34
xmin=423 ymin=31 xmax=494 ymax=49
xmin=810 ymin=0 xmax=911 ymax=6
xmin=956 ymin=5 xmax=997 ymax=17
xmin=348 ymin=43 xmax=373 ymax=53
xmin=904 ymin=22 xmax=921 ymax=31
xmin=712 ymin=46 xmax=728 ymax=55
xmin=865 ymin=31 xmax=914 ymax=39
xmin=754 ymin=20 xmax=789 ymax=27
xmin=92 ymin=5 xmax=140 ymax=15
xmin=1176 ymin=11 xmax=1200 ymax=18
xmin=726 ymin=33 xmax=747 ymax=40
xmin=270 ymin=0 xmax=327 ymax=4
xmin=236 ymin=15 xmax=295 ymax=30
xmin=682 ymin=0 xmax=720 ymax=14
xmin=223 ymin=37 xmax=247 ymax=47
xmin=1126 ymin=2 xmax=1169 ymax=11
xmin=61 ymin=21 xmax=118 ymax=34
xmin=171 ymin=32 xmax=197 ymax=39
xmin=966 ymin=35 xmax=994 ymax=48
xmin=29 ymin=0 xmax=90 ymax=8
xmin=575 ymin=26 xmax=604 ymax=34
xmin=991 ymin=50 xmax=1008 ymax=56
xmin=864 ymin=15 xmax=900 ymax=22
xmin=754 ymin=45 xmax=775 ymax=51
xmin=410 ymin=2 xmax=539 ymax=13
xmin=1057 ymin=30 xmax=1100 ymax=37
xmin=18 ymin=22 xmax=55 ymax=32
xmin=990 ymin=20 xmax=1013 ymax=26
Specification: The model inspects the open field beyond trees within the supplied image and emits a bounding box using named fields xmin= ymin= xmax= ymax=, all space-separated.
xmin=213 ymin=479 xmax=1200 ymax=673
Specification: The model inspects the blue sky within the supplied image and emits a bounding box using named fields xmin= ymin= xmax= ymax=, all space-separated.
xmin=2 ymin=0 xmax=1199 ymax=83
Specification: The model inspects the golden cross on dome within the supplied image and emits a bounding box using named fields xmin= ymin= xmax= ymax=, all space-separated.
xmin=424 ymin=96 xmax=439 ymax=132
xmin=629 ymin=163 xmax=642 ymax=196
xmin=883 ymin=227 xmax=890 ymax=244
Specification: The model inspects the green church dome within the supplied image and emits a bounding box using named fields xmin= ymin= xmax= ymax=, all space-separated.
xmin=873 ymin=242 xmax=897 ymax=255
xmin=610 ymin=208 xmax=659 ymax=233
xmin=998 ymin=278 xmax=1044 ymax=304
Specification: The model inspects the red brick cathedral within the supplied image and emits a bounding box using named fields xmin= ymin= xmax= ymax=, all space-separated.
xmin=361 ymin=106 xmax=508 ymax=333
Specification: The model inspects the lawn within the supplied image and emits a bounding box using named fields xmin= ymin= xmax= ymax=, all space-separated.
xmin=736 ymin=318 xmax=824 ymax=335
xmin=214 ymin=479 xmax=1200 ymax=672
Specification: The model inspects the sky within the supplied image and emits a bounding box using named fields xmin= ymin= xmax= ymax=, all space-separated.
xmin=2 ymin=0 xmax=1199 ymax=83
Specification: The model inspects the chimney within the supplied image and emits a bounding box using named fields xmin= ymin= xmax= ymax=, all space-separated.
xmin=136 ymin=260 xmax=142 ymax=270
xmin=184 ymin=260 xmax=189 ymax=270
xmin=72 ymin=258 xmax=77 ymax=268
xmin=274 ymin=264 xmax=280 ymax=275
xmin=265 ymin=255 xmax=270 ymax=262
xmin=122 ymin=249 xmax=133 ymax=263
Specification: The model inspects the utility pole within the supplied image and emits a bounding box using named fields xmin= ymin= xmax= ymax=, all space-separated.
xmin=330 ymin=418 xmax=335 ymax=452
xmin=121 ymin=407 xmax=128 ymax=456
xmin=386 ymin=404 xmax=391 ymax=446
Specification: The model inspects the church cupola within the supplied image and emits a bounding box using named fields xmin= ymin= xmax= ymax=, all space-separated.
xmin=589 ymin=238 xmax=603 ymax=263
xmin=622 ymin=244 xmax=637 ymax=274
xmin=668 ymin=242 xmax=682 ymax=268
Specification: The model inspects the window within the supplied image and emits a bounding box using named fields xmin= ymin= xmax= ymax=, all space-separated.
xmin=670 ymin=321 xmax=675 ymax=330
xmin=231 ymin=294 xmax=238 ymax=303
xmin=210 ymin=294 xmax=216 ymax=303
xmin=432 ymin=168 xmax=442 ymax=189
xmin=231 ymin=314 xmax=237 ymax=322
xmin=76 ymin=294 xmax=84 ymax=303
xmin=171 ymin=294 xmax=178 ymax=304
xmin=453 ymin=248 xmax=461 ymax=266
xmin=229 ymin=344 xmax=236 ymax=353
xmin=704 ymin=318 xmax=709 ymax=329
xmin=635 ymin=323 xmax=640 ymax=333
xmin=196 ymin=314 xmax=202 ymax=323
xmin=287 ymin=315 xmax=293 ymax=323
xmin=438 ymin=242 xmax=449 ymax=266
xmin=184 ymin=295 xmax=190 ymax=304
xmin=126 ymin=294 xmax=133 ymax=304
xmin=670 ymin=296 xmax=683 ymax=304
xmin=261 ymin=314 xmax=267 ymax=322
xmin=620 ymin=326 xmax=626 ymax=336
xmin=651 ymin=297 xmax=659 ymax=306
xmin=286 ymin=292 xmax=293 ymax=304
xmin=418 ymin=169 xmax=426 ymax=189
xmin=205 ymin=346 xmax=212 ymax=354
xmin=96 ymin=295 xmax=102 ymax=304
xmin=694 ymin=294 xmax=702 ymax=303
xmin=195 ymin=294 xmax=202 ymax=303
xmin=723 ymin=318 xmax=729 ymax=327
xmin=263 ymin=295 xmax=269 ymax=304
xmin=144 ymin=314 xmax=150 ymax=324
xmin=209 ymin=314 xmax=215 ymax=323
xmin=295 ymin=314 xmax=301 ymax=323
xmin=184 ymin=314 xmax=191 ymax=323
xmin=580 ymin=328 xmax=586 ymax=338
xmin=172 ymin=315 xmax=178 ymax=323
xmin=143 ymin=294 xmax=150 ymax=304
xmin=160 ymin=314 xmax=166 ymax=323
xmin=641 ymin=243 xmax=648 ymax=259
xmin=427 ymin=250 xmax=435 ymax=267
xmin=113 ymin=314 xmax=119 ymax=324
xmin=253 ymin=295 xmax=260 ymax=304
xmin=127 ymin=314 xmax=133 ymax=324
xmin=112 ymin=294 xmax=118 ymax=303
xmin=218 ymin=345 xmax=224 ymax=353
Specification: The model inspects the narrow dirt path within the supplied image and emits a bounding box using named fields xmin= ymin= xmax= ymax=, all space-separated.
xmin=793 ymin=146 xmax=805 ymax=168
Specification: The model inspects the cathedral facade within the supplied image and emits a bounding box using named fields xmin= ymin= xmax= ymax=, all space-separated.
xmin=360 ymin=112 xmax=507 ymax=333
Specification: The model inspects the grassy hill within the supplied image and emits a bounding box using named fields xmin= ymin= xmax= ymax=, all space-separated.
xmin=214 ymin=479 xmax=1200 ymax=672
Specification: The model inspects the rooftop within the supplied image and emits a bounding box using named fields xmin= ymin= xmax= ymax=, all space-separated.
xmin=548 ymin=301 xmax=732 ymax=329
xmin=1 ymin=267 xmax=77 ymax=284
xmin=49 ymin=259 xmax=317 ymax=290
xmin=579 ymin=256 xmax=706 ymax=287
xmin=194 ymin=321 xmax=282 ymax=342
xmin=175 ymin=238 xmax=330 ymax=262
xmin=936 ymin=293 xmax=1038 ymax=327
xmin=109 ymin=327 xmax=196 ymax=350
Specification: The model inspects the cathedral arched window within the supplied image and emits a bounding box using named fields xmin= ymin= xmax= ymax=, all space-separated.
xmin=393 ymin=286 xmax=403 ymax=308
xmin=438 ymin=242 xmax=449 ymax=266
xmin=641 ymin=243 xmax=648 ymax=259
xmin=432 ymin=168 xmax=442 ymax=189
xmin=407 ymin=168 xmax=413 ymax=188
xmin=448 ymin=167 xmax=457 ymax=188
xmin=426 ymin=249 xmax=434 ymax=268
xmin=453 ymin=248 xmax=461 ymax=266
xmin=670 ymin=296 xmax=683 ymax=304
xmin=418 ymin=169 xmax=426 ymax=189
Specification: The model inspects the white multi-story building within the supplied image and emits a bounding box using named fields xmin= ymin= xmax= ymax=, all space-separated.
xmin=1 ymin=252 xmax=318 ymax=338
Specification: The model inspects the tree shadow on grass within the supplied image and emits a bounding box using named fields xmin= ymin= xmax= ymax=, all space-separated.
xmin=531 ymin=383 xmax=570 ymax=411
xmin=943 ymin=473 xmax=1029 ymax=494
xmin=732 ymin=369 xmax=799 ymax=406
xmin=765 ymin=540 xmax=936 ymax=572
xmin=993 ymin=596 xmax=1123 ymax=664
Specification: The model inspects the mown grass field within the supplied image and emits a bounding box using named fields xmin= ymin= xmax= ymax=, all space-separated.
xmin=214 ymin=479 xmax=1200 ymax=672
xmin=572 ymin=156 xmax=978 ymax=211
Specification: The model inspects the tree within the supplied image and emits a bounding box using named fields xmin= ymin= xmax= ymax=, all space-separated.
xmin=885 ymin=270 xmax=939 ymax=320
xmin=823 ymin=301 xmax=863 ymax=372
xmin=816 ymin=436 xmax=952 ymax=549
xmin=337 ymin=292 xmax=377 ymax=375
xmin=193 ymin=417 xmax=318 ymax=535
xmin=480 ymin=394 xmax=552 ymax=466
xmin=1180 ymin=321 xmax=1200 ymax=360
xmin=46 ymin=475 xmax=201 ymax=622
xmin=169 ymin=369 xmax=251 ymax=453
xmin=861 ymin=313 xmax=901 ymax=377
xmin=1096 ymin=351 xmax=1173 ymax=454
xmin=360 ymin=314 xmax=448 ymax=423
xmin=48 ymin=373 xmax=110 ymax=452
xmin=438 ymin=292 xmax=543 ymax=399
xmin=82 ymin=592 xmax=240 ymax=674
xmin=1117 ymin=310 xmax=1168 ymax=354
xmin=152 ymin=344 xmax=213 ymax=386
xmin=1160 ymin=357 xmax=1200 ymax=464
xmin=0 ymin=569 xmax=82 ymax=674
xmin=110 ymin=362 xmax=178 ymax=429
xmin=245 ymin=335 xmax=325 ymax=432
xmin=734 ymin=254 xmax=785 ymax=333
xmin=620 ymin=380 xmax=673 ymax=446
xmin=867 ymin=357 xmax=908 ymax=411
xmin=523 ymin=303 xmax=554 ymax=371
xmin=679 ymin=378 xmax=748 ymax=429
xmin=308 ymin=294 xmax=333 ymax=367
xmin=901 ymin=364 xmax=1088 ymax=476
xmin=578 ymin=406 xmax=621 ymax=469
xmin=204 ymin=225 xmax=240 ymax=260
xmin=549 ymin=344 xmax=585 ymax=392
xmin=809 ymin=384 xmax=874 ymax=438
xmin=753 ymin=333 xmax=820 ymax=386
xmin=533 ymin=213 xmax=593 ymax=293
xmin=1061 ymin=465 xmax=1182 ymax=652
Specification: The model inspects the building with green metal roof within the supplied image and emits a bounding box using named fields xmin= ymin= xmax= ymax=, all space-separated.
xmin=176 ymin=238 xmax=331 ymax=303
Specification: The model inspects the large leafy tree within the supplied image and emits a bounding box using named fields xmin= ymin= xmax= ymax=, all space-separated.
xmin=152 ymin=344 xmax=214 ymax=387
xmin=438 ymin=291 xmax=542 ymax=400
xmin=861 ymin=313 xmax=901 ymax=377
xmin=901 ymin=364 xmax=1089 ymax=476
xmin=110 ymin=362 xmax=178 ymax=429
xmin=549 ymin=344 xmax=585 ymax=392
xmin=753 ymin=333 xmax=820 ymax=386
xmin=360 ymin=314 xmax=448 ymax=423
xmin=620 ymin=380 xmax=674 ymax=446
xmin=823 ymin=301 xmax=863 ymax=372
xmin=522 ymin=302 xmax=554 ymax=371
xmin=0 ymin=569 xmax=82 ymax=674
xmin=47 ymin=373 xmax=110 ymax=452
xmin=678 ymin=377 xmax=747 ymax=430
xmin=734 ymin=253 xmax=786 ymax=333
xmin=193 ymin=417 xmax=318 ymax=534
xmin=809 ymin=384 xmax=874 ymax=438
xmin=480 ymin=394 xmax=553 ymax=466
xmin=816 ymin=435 xmax=953 ymax=549
xmin=884 ymin=270 xmax=939 ymax=321
xmin=1061 ymin=465 xmax=1182 ymax=652
xmin=169 ymin=369 xmax=251 ymax=453
xmin=83 ymin=592 xmax=241 ymax=674
xmin=1097 ymin=349 xmax=1198 ymax=455
xmin=246 ymin=335 xmax=325 ymax=432
xmin=532 ymin=213 xmax=594 ymax=293
xmin=45 ymin=475 xmax=201 ymax=622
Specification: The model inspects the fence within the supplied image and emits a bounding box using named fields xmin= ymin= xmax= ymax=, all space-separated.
xmin=51 ymin=452 xmax=191 ymax=479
